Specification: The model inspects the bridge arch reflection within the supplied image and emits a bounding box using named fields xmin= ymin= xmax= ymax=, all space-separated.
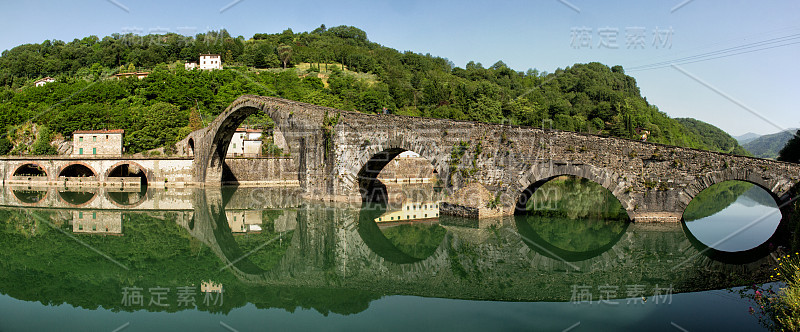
xmin=11 ymin=187 xmax=48 ymax=205
xmin=679 ymin=220 xmax=782 ymax=265
xmin=187 ymin=188 xmax=302 ymax=282
xmin=357 ymin=203 xmax=449 ymax=264
xmin=105 ymin=188 xmax=148 ymax=207
xmin=58 ymin=189 xmax=98 ymax=207
xmin=514 ymin=214 xmax=629 ymax=262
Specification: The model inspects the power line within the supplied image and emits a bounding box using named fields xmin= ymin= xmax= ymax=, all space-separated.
xmin=623 ymin=25 xmax=800 ymax=69
xmin=627 ymin=33 xmax=800 ymax=71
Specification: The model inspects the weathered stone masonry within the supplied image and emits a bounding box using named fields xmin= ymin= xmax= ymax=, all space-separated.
xmin=186 ymin=95 xmax=800 ymax=222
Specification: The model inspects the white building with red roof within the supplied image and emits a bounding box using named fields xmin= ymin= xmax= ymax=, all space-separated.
xmin=34 ymin=77 xmax=55 ymax=87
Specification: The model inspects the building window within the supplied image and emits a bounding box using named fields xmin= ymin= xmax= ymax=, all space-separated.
xmin=92 ymin=212 xmax=96 ymax=219
xmin=233 ymin=144 xmax=236 ymax=149
xmin=93 ymin=136 xmax=97 ymax=142
xmin=79 ymin=148 xmax=83 ymax=155
xmin=79 ymin=211 xmax=83 ymax=218
xmin=79 ymin=136 xmax=83 ymax=142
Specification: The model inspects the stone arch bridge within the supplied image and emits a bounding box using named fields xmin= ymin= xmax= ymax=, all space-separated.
xmin=185 ymin=95 xmax=800 ymax=222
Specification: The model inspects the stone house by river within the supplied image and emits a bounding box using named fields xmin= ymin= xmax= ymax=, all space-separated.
xmin=71 ymin=129 xmax=124 ymax=156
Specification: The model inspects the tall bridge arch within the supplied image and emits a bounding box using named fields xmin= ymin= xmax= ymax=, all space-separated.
xmin=184 ymin=97 xmax=327 ymax=193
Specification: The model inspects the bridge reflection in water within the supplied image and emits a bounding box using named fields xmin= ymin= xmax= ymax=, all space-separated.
xmin=0 ymin=183 xmax=786 ymax=316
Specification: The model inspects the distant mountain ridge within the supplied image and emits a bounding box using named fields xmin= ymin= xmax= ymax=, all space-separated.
xmin=741 ymin=128 xmax=798 ymax=159
xmin=733 ymin=132 xmax=761 ymax=144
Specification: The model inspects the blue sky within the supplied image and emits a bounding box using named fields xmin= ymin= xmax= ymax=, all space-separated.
xmin=2 ymin=0 xmax=799 ymax=136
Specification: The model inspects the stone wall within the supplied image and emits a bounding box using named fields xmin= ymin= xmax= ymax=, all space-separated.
xmin=222 ymin=157 xmax=299 ymax=186
xmin=376 ymin=156 xmax=435 ymax=182
xmin=331 ymin=106 xmax=800 ymax=221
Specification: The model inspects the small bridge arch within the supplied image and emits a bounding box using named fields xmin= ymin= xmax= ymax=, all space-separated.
xmin=354 ymin=144 xmax=447 ymax=202
xmin=679 ymin=168 xmax=795 ymax=213
xmin=105 ymin=161 xmax=151 ymax=187
xmin=12 ymin=162 xmax=50 ymax=180
xmin=58 ymin=162 xmax=99 ymax=180
xmin=513 ymin=162 xmax=634 ymax=219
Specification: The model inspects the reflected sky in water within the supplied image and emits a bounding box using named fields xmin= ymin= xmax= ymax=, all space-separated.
xmin=684 ymin=185 xmax=781 ymax=252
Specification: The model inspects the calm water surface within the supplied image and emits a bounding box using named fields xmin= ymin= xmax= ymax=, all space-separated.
xmin=0 ymin=180 xmax=785 ymax=331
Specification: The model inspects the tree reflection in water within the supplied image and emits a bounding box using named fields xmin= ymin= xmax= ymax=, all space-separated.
xmin=517 ymin=176 xmax=629 ymax=253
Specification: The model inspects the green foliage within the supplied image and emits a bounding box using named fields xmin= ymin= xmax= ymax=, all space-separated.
xmin=520 ymin=215 xmax=627 ymax=252
xmin=0 ymin=137 xmax=12 ymax=155
xmin=676 ymin=118 xmax=751 ymax=156
xmin=778 ymin=129 xmax=800 ymax=163
xmin=381 ymin=223 xmax=446 ymax=259
xmin=0 ymin=27 xmax=745 ymax=154
xmin=745 ymin=253 xmax=800 ymax=331
xmin=261 ymin=138 xmax=284 ymax=157
xmin=322 ymin=112 xmax=340 ymax=158
xmin=30 ymin=125 xmax=58 ymax=155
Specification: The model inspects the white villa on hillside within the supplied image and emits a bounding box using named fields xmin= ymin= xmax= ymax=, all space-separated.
xmin=34 ymin=77 xmax=55 ymax=87
xmin=199 ymin=54 xmax=222 ymax=70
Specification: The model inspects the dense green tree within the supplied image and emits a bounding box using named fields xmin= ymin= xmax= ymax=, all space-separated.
xmin=0 ymin=137 xmax=13 ymax=155
xmin=778 ymin=130 xmax=800 ymax=163
xmin=277 ymin=45 xmax=292 ymax=69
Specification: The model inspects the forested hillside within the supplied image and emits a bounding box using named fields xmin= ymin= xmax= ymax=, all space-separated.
xmin=0 ymin=25 xmax=747 ymax=155
xmin=675 ymin=118 xmax=751 ymax=156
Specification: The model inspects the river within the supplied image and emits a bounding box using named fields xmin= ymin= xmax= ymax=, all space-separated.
xmin=0 ymin=178 xmax=786 ymax=331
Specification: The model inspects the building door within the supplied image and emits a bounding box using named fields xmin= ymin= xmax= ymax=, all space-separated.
xmin=79 ymin=148 xmax=83 ymax=155
xmin=93 ymin=148 xmax=97 ymax=155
